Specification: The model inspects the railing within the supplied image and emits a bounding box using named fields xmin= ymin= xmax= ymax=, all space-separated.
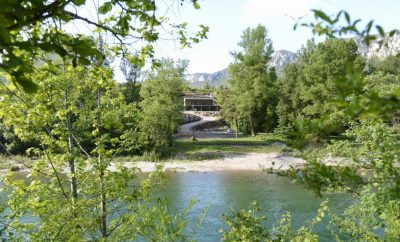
xmin=184 ymin=105 xmax=219 ymax=111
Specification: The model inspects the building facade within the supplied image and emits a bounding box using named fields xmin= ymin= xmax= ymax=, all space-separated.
xmin=183 ymin=94 xmax=219 ymax=111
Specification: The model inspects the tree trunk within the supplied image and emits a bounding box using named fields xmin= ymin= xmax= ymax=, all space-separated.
xmin=235 ymin=118 xmax=239 ymax=139
xmin=249 ymin=114 xmax=256 ymax=137
xmin=100 ymin=167 xmax=107 ymax=238
xmin=96 ymin=90 xmax=107 ymax=239
xmin=65 ymin=89 xmax=78 ymax=204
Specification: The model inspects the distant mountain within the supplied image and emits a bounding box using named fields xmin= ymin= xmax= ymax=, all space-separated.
xmin=186 ymin=50 xmax=295 ymax=88
xmin=266 ymin=50 xmax=296 ymax=76
xmin=186 ymin=32 xmax=400 ymax=88
xmin=356 ymin=31 xmax=400 ymax=58
xmin=186 ymin=68 xmax=228 ymax=88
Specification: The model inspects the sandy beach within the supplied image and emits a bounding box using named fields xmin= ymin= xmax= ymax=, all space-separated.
xmin=109 ymin=152 xmax=307 ymax=172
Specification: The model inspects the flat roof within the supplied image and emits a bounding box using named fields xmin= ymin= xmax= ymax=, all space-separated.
xmin=184 ymin=96 xmax=215 ymax=100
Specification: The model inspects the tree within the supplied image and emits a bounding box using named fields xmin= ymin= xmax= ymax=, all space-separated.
xmin=224 ymin=9 xmax=400 ymax=240
xmin=285 ymin=9 xmax=400 ymax=239
xmin=0 ymin=1 xmax=210 ymax=236
xmin=139 ymin=59 xmax=185 ymax=157
xmin=0 ymin=60 xmax=192 ymax=240
xmin=215 ymin=87 xmax=240 ymax=138
xmin=120 ymin=56 xmax=142 ymax=84
xmin=119 ymin=56 xmax=143 ymax=104
xmin=228 ymin=24 xmax=275 ymax=136
xmin=0 ymin=0 xmax=208 ymax=92
xmin=275 ymin=38 xmax=364 ymax=140
xmin=275 ymin=56 xmax=308 ymax=131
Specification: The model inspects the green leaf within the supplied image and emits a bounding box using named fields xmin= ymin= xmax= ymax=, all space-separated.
xmin=389 ymin=30 xmax=397 ymax=37
xmin=78 ymin=57 xmax=91 ymax=66
xmin=72 ymin=0 xmax=86 ymax=6
xmin=17 ymin=77 xmax=38 ymax=93
xmin=344 ymin=11 xmax=351 ymax=24
xmin=352 ymin=19 xmax=361 ymax=26
xmin=98 ymin=2 xmax=112 ymax=14
xmin=193 ymin=1 xmax=200 ymax=9
xmin=366 ymin=20 xmax=374 ymax=33
xmin=376 ymin=25 xmax=385 ymax=37
xmin=312 ymin=9 xmax=332 ymax=24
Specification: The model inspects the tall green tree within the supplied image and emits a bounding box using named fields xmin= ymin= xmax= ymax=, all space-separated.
xmin=228 ymin=24 xmax=275 ymax=136
xmin=139 ymin=59 xmax=185 ymax=157
xmin=215 ymin=87 xmax=241 ymax=138
xmin=276 ymin=38 xmax=364 ymax=139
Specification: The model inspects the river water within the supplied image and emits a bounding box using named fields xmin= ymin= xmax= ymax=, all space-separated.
xmin=162 ymin=171 xmax=352 ymax=241
xmin=1 ymin=171 xmax=352 ymax=241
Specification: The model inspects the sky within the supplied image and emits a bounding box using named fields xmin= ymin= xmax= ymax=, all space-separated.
xmin=155 ymin=0 xmax=400 ymax=74
xmin=66 ymin=0 xmax=400 ymax=80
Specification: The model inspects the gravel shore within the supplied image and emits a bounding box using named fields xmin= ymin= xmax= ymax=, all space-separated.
xmin=108 ymin=152 xmax=306 ymax=172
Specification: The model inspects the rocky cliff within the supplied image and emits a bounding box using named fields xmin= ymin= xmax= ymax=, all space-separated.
xmin=186 ymin=68 xmax=228 ymax=88
xmin=266 ymin=50 xmax=296 ymax=76
xmin=356 ymin=31 xmax=400 ymax=58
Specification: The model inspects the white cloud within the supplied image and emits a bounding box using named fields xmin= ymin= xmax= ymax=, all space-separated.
xmin=244 ymin=0 xmax=316 ymax=19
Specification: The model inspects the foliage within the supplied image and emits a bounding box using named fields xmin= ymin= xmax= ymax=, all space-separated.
xmin=296 ymin=9 xmax=397 ymax=46
xmin=120 ymin=55 xmax=142 ymax=84
xmin=221 ymin=200 xmax=329 ymax=241
xmin=215 ymin=87 xmax=241 ymax=138
xmin=329 ymin=191 xmax=400 ymax=241
xmin=275 ymin=38 xmax=364 ymax=141
xmin=0 ymin=0 xmax=209 ymax=240
xmin=220 ymin=9 xmax=400 ymax=242
xmin=139 ymin=59 xmax=185 ymax=157
xmin=227 ymin=24 xmax=277 ymax=136
xmin=0 ymin=122 xmax=39 ymax=155
xmin=0 ymin=0 xmax=208 ymax=92
xmin=0 ymin=60 xmax=196 ymax=240
xmin=285 ymin=9 xmax=400 ymax=241
xmin=221 ymin=201 xmax=269 ymax=241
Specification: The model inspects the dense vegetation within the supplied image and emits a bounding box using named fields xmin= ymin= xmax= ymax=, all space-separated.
xmin=217 ymin=12 xmax=400 ymax=241
xmin=223 ymin=25 xmax=277 ymax=136
xmin=0 ymin=0 xmax=204 ymax=240
xmin=217 ymin=25 xmax=399 ymax=143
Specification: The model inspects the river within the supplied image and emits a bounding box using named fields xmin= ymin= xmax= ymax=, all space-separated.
xmin=162 ymin=171 xmax=352 ymax=241
xmin=1 ymin=171 xmax=352 ymax=241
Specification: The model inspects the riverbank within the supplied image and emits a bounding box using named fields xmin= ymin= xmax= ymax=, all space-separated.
xmin=1 ymin=135 xmax=348 ymax=173
xmin=1 ymin=151 xmax=349 ymax=174
xmin=1 ymin=151 xmax=306 ymax=173
xmin=109 ymin=152 xmax=306 ymax=172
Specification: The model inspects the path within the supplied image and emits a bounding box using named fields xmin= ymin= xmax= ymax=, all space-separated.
xmin=176 ymin=111 xmax=237 ymax=139
xmin=178 ymin=115 xmax=219 ymax=135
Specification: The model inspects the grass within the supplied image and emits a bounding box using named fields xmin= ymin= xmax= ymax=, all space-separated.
xmin=0 ymin=134 xmax=291 ymax=166
xmin=0 ymin=155 xmax=34 ymax=171
xmin=168 ymin=134 xmax=289 ymax=161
